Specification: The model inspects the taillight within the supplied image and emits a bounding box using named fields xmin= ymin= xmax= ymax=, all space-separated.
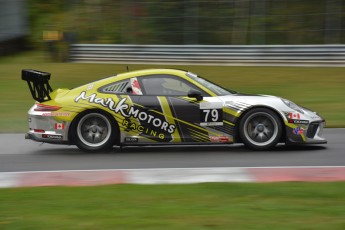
xmin=34 ymin=103 xmax=61 ymax=111
xmin=34 ymin=129 xmax=45 ymax=133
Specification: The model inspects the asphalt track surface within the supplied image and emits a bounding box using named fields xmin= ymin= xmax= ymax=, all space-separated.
xmin=0 ymin=129 xmax=344 ymax=173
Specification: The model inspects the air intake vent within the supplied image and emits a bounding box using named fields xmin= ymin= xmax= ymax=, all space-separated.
xmin=307 ymin=122 xmax=319 ymax=138
xmin=102 ymin=81 xmax=129 ymax=93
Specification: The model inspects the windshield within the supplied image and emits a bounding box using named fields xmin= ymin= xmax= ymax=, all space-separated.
xmin=185 ymin=72 xmax=236 ymax=96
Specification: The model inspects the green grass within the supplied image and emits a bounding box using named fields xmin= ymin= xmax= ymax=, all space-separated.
xmin=0 ymin=183 xmax=345 ymax=229
xmin=1 ymin=51 xmax=344 ymax=132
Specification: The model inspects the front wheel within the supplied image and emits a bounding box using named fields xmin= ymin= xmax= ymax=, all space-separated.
xmin=72 ymin=112 xmax=118 ymax=152
xmin=239 ymin=108 xmax=282 ymax=150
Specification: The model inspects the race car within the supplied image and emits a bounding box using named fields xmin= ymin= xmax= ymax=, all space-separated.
xmin=22 ymin=68 xmax=327 ymax=152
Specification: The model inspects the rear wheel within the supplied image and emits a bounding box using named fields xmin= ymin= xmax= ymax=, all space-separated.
xmin=73 ymin=112 xmax=118 ymax=152
xmin=239 ymin=108 xmax=282 ymax=150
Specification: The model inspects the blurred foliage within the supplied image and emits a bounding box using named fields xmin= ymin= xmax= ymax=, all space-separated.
xmin=27 ymin=0 xmax=345 ymax=46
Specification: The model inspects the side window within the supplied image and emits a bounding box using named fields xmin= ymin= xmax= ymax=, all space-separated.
xmin=140 ymin=75 xmax=208 ymax=96
xmin=99 ymin=80 xmax=131 ymax=94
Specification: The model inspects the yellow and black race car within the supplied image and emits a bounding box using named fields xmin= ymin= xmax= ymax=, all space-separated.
xmin=22 ymin=68 xmax=326 ymax=152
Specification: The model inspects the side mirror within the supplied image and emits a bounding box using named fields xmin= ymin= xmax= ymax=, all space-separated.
xmin=188 ymin=90 xmax=203 ymax=101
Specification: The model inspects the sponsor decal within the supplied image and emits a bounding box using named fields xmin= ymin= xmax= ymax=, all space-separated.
xmin=75 ymin=91 xmax=176 ymax=134
xmin=124 ymin=137 xmax=139 ymax=143
xmin=288 ymin=119 xmax=309 ymax=125
xmin=42 ymin=134 xmax=63 ymax=139
xmin=54 ymin=123 xmax=65 ymax=130
xmin=122 ymin=120 xmax=166 ymax=139
xmin=200 ymin=100 xmax=223 ymax=126
xmin=210 ymin=136 xmax=230 ymax=143
xmin=87 ymin=84 xmax=94 ymax=90
xmin=42 ymin=112 xmax=71 ymax=117
xmin=293 ymin=127 xmax=304 ymax=135
xmin=289 ymin=112 xmax=301 ymax=119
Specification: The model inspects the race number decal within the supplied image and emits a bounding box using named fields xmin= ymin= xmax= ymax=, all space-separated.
xmin=200 ymin=100 xmax=223 ymax=126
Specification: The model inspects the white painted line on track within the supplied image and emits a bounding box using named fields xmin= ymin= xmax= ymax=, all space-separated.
xmin=126 ymin=168 xmax=253 ymax=184
xmin=0 ymin=173 xmax=19 ymax=188
xmin=3 ymin=165 xmax=345 ymax=174
xmin=1 ymin=166 xmax=345 ymax=188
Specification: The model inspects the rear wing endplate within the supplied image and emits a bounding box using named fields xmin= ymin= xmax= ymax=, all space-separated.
xmin=21 ymin=69 xmax=53 ymax=102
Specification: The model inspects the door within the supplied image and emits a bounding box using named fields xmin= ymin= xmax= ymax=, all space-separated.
xmin=136 ymin=74 xmax=225 ymax=143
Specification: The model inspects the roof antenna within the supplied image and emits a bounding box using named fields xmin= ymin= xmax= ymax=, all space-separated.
xmin=126 ymin=66 xmax=129 ymax=72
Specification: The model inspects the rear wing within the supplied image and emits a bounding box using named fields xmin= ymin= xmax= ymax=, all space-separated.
xmin=21 ymin=69 xmax=53 ymax=102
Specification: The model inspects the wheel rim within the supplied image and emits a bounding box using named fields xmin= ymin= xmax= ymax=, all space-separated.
xmin=243 ymin=112 xmax=278 ymax=146
xmin=77 ymin=113 xmax=112 ymax=147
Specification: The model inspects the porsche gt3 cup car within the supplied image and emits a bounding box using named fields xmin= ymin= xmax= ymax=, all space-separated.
xmin=22 ymin=68 xmax=327 ymax=152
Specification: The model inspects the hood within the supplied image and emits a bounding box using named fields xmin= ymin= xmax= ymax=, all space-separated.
xmin=217 ymin=93 xmax=285 ymax=112
xmin=220 ymin=93 xmax=281 ymax=103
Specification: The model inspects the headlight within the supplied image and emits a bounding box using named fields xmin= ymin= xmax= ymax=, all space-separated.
xmin=281 ymin=98 xmax=304 ymax=114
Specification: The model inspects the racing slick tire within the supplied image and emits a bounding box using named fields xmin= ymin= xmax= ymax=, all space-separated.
xmin=239 ymin=108 xmax=282 ymax=150
xmin=72 ymin=111 xmax=118 ymax=152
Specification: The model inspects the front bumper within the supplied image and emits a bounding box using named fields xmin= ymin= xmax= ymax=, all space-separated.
xmin=286 ymin=120 xmax=327 ymax=144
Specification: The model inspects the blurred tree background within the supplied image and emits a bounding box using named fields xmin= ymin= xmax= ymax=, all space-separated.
xmin=25 ymin=0 xmax=345 ymax=46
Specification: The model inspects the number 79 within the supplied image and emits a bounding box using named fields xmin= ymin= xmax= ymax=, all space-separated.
xmin=203 ymin=109 xmax=219 ymax=122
